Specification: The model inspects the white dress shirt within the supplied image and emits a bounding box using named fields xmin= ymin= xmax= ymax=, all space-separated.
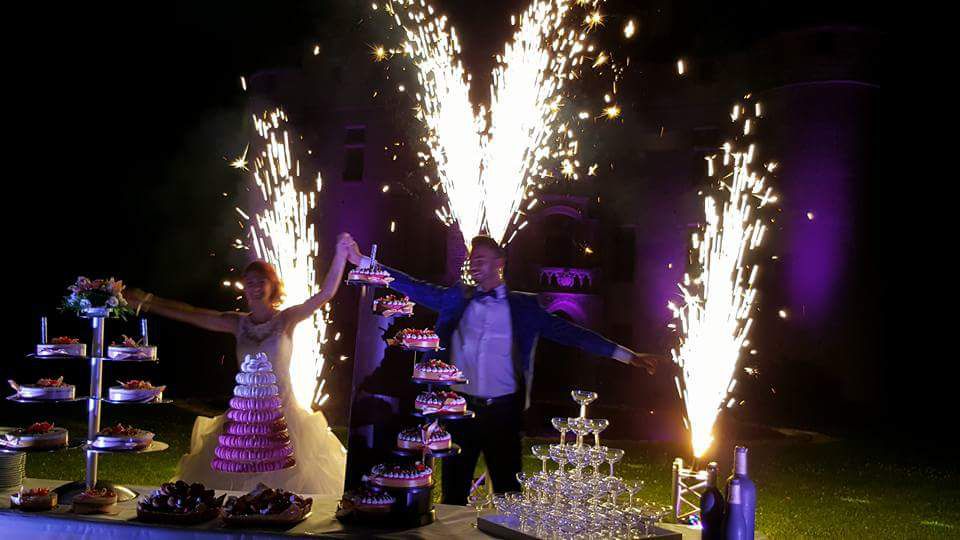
xmin=450 ymin=284 xmax=517 ymax=398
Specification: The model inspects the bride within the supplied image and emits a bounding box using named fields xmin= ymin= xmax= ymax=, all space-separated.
xmin=123 ymin=233 xmax=355 ymax=495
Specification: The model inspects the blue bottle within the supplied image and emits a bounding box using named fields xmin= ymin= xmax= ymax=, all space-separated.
xmin=699 ymin=462 xmax=725 ymax=540
xmin=724 ymin=479 xmax=748 ymax=540
xmin=725 ymin=446 xmax=757 ymax=539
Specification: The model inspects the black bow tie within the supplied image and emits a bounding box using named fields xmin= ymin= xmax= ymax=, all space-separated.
xmin=473 ymin=288 xmax=498 ymax=301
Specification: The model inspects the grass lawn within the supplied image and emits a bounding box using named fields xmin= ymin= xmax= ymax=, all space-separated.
xmin=8 ymin=403 xmax=958 ymax=538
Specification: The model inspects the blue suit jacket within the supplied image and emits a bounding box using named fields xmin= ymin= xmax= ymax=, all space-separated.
xmin=385 ymin=266 xmax=623 ymax=407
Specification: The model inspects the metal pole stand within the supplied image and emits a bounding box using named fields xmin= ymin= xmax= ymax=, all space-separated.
xmin=671 ymin=457 xmax=708 ymax=524
xmin=53 ymin=315 xmax=138 ymax=503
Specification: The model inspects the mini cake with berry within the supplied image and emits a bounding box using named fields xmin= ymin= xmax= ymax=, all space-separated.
xmin=373 ymin=295 xmax=414 ymax=317
xmin=341 ymin=487 xmax=396 ymax=513
xmin=1 ymin=421 xmax=68 ymax=450
xmin=397 ymin=421 xmax=452 ymax=451
xmin=91 ymin=423 xmax=153 ymax=450
xmin=72 ymin=488 xmax=118 ymax=515
xmin=36 ymin=336 xmax=86 ymax=357
xmin=414 ymin=390 xmax=467 ymax=414
xmin=10 ymin=487 xmax=57 ymax=511
xmin=347 ymin=264 xmax=393 ymax=286
xmin=412 ymin=358 xmax=464 ymax=382
xmin=108 ymin=380 xmax=165 ymax=402
xmin=107 ymin=335 xmax=157 ymax=361
xmin=368 ymin=461 xmax=433 ymax=488
xmin=9 ymin=376 xmax=76 ymax=400
xmin=393 ymin=328 xmax=440 ymax=350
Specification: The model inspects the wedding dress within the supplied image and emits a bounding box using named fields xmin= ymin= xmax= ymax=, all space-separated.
xmin=174 ymin=312 xmax=346 ymax=495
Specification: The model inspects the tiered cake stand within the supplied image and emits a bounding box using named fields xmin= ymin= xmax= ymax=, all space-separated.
xmin=363 ymin=341 xmax=475 ymax=526
xmin=2 ymin=314 xmax=168 ymax=502
xmin=340 ymin=260 xmax=474 ymax=527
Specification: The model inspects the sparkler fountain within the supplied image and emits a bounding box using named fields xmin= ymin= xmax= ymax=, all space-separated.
xmin=240 ymin=108 xmax=333 ymax=412
xmin=668 ymin=98 xmax=777 ymax=522
xmin=376 ymin=0 xmax=623 ymax=247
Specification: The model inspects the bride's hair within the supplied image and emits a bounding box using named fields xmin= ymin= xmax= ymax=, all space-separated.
xmin=242 ymin=260 xmax=285 ymax=307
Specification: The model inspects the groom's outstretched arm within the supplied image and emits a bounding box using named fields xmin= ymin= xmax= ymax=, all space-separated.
xmin=347 ymin=243 xmax=448 ymax=312
xmin=381 ymin=265 xmax=448 ymax=312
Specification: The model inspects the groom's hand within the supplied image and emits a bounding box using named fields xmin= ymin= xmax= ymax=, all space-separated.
xmin=613 ymin=347 xmax=662 ymax=375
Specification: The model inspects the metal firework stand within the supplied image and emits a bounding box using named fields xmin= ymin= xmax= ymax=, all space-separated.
xmin=670 ymin=457 xmax=709 ymax=523
xmin=2 ymin=313 xmax=168 ymax=502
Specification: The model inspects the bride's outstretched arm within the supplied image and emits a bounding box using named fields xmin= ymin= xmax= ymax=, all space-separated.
xmin=283 ymin=233 xmax=353 ymax=326
xmin=125 ymin=289 xmax=239 ymax=334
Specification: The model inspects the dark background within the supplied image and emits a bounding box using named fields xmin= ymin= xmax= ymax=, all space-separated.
xmin=5 ymin=1 xmax=909 ymax=444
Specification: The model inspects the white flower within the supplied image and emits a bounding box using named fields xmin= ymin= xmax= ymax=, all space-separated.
xmin=79 ymin=299 xmax=92 ymax=309
xmin=106 ymin=296 xmax=119 ymax=307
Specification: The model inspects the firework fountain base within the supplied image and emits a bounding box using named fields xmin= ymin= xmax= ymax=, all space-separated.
xmin=670 ymin=457 xmax=709 ymax=524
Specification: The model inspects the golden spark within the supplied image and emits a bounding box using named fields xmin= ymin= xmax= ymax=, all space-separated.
xmin=245 ymin=109 xmax=333 ymax=411
xmin=670 ymin=99 xmax=776 ymax=458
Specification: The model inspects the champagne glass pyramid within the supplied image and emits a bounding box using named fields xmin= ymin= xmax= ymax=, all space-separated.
xmin=212 ymin=353 xmax=294 ymax=473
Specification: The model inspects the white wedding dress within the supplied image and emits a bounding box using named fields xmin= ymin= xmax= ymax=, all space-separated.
xmin=174 ymin=312 xmax=346 ymax=495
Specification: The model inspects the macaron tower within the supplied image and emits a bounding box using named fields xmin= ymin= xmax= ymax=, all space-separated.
xmin=212 ymin=353 xmax=295 ymax=473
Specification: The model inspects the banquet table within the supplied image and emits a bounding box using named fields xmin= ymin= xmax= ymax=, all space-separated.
xmin=1 ymin=478 xmax=702 ymax=539
xmin=0 ymin=478 xmax=488 ymax=539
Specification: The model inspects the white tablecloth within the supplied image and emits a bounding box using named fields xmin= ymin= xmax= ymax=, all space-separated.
xmin=0 ymin=478 xmax=489 ymax=539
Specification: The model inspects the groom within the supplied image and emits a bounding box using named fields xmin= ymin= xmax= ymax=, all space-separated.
xmin=347 ymin=235 xmax=659 ymax=504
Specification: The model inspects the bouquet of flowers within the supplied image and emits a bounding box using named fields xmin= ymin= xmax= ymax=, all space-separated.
xmin=61 ymin=276 xmax=133 ymax=319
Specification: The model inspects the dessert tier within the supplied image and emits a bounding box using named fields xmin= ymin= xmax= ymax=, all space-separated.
xmin=222 ymin=419 xmax=288 ymax=436
xmin=414 ymin=390 xmax=467 ymax=414
xmin=397 ymin=422 xmax=452 ymax=451
xmin=137 ymin=481 xmax=225 ymax=524
xmin=10 ymin=377 xmax=76 ymax=400
xmin=235 ymin=371 xmax=277 ymax=385
xmin=214 ymin=445 xmax=295 ymax=462
xmin=373 ymin=295 xmax=414 ymax=316
xmin=212 ymin=456 xmax=296 ymax=473
xmin=107 ymin=380 xmax=164 ymax=402
xmin=412 ymin=359 xmax=464 ymax=382
xmin=215 ymin=353 xmax=295 ymax=474
xmin=36 ymin=338 xmax=86 ymax=357
xmin=222 ymin=483 xmax=312 ymax=526
xmin=394 ymin=328 xmax=440 ymax=350
xmin=72 ymin=488 xmax=118 ymax=515
xmin=341 ymin=487 xmax=396 ymax=512
xmin=106 ymin=345 xmax=157 ymax=361
xmin=347 ymin=266 xmax=393 ymax=286
xmin=228 ymin=396 xmax=283 ymax=411
xmin=1 ymin=423 xmax=68 ymax=450
xmin=226 ymin=408 xmax=284 ymax=423
xmin=92 ymin=424 xmax=153 ymax=450
xmin=368 ymin=461 xmax=433 ymax=488
xmin=10 ymin=487 xmax=57 ymax=511
xmin=218 ymin=432 xmax=290 ymax=449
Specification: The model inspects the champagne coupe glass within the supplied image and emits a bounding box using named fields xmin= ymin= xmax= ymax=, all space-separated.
xmin=568 ymin=417 xmax=591 ymax=447
xmin=492 ymin=493 xmax=509 ymax=515
xmin=517 ymin=472 xmax=534 ymax=501
xmin=587 ymin=446 xmax=608 ymax=480
xmin=564 ymin=444 xmax=587 ymax=479
xmin=551 ymin=417 xmax=570 ymax=446
xmin=625 ymin=479 xmax=645 ymax=508
xmin=532 ymin=444 xmax=552 ymax=476
xmin=506 ymin=491 xmax=524 ymax=525
xmin=570 ymin=390 xmax=598 ymax=418
xmin=585 ymin=418 xmax=609 ymax=447
xmin=549 ymin=444 xmax=568 ymax=478
xmin=604 ymin=447 xmax=626 ymax=477
xmin=467 ymin=488 xmax=492 ymax=527
xmin=604 ymin=476 xmax=625 ymax=508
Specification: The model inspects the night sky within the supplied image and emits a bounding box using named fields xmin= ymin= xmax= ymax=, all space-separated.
xmin=8 ymin=1 xmax=908 ymax=439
